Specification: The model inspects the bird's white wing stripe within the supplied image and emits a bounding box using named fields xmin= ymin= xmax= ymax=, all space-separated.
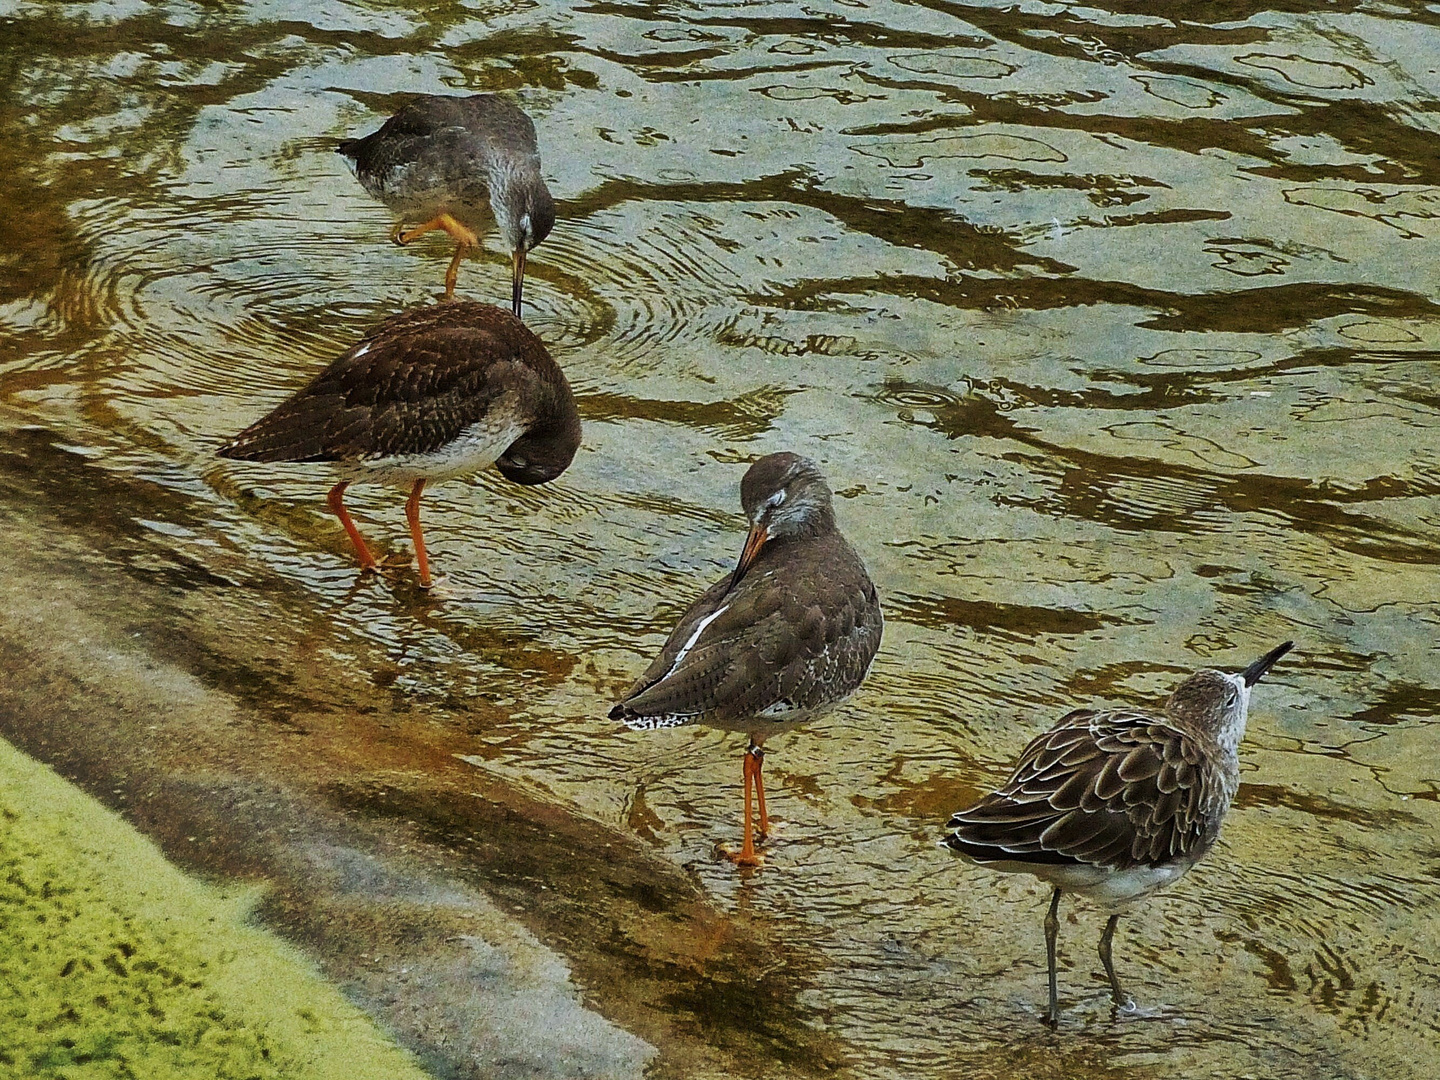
xmin=662 ymin=604 xmax=729 ymax=681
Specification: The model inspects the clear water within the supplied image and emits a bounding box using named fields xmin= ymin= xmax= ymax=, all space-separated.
xmin=1 ymin=1 xmax=1438 ymax=1077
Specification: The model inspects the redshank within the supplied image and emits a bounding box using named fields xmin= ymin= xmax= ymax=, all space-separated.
xmin=338 ymin=94 xmax=554 ymax=313
xmin=611 ymin=453 xmax=884 ymax=866
xmin=945 ymin=641 xmax=1295 ymax=1025
xmin=218 ymin=302 xmax=580 ymax=588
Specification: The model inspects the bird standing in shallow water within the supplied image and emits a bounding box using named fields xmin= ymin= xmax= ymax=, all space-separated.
xmin=339 ymin=94 xmax=554 ymax=313
xmin=945 ymin=641 xmax=1294 ymax=1026
xmin=612 ymin=453 xmax=883 ymax=866
xmin=219 ymin=302 xmax=580 ymax=589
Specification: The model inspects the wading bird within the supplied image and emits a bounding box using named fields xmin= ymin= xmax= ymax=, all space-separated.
xmin=219 ymin=302 xmax=579 ymax=589
xmin=339 ymin=94 xmax=554 ymax=313
xmin=945 ymin=641 xmax=1294 ymax=1025
xmin=612 ymin=453 xmax=883 ymax=865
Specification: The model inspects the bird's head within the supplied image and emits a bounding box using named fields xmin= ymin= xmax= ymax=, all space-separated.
xmin=496 ymin=393 xmax=580 ymax=487
xmin=493 ymin=170 xmax=555 ymax=318
xmin=495 ymin=432 xmax=574 ymax=486
xmin=1166 ymin=641 xmax=1293 ymax=747
xmin=729 ymin=453 xmax=835 ymax=588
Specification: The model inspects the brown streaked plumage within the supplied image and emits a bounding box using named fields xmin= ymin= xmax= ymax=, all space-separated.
xmin=612 ymin=453 xmax=883 ymax=866
xmin=218 ymin=302 xmax=580 ymax=588
xmin=945 ymin=641 xmax=1293 ymax=1026
xmin=338 ymin=94 xmax=554 ymax=311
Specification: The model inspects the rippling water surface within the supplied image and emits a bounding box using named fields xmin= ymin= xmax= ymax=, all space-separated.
xmin=2 ymin=1 xmax=1438 ymax=1077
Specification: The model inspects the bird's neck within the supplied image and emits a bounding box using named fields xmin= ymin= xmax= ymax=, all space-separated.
xmin=488 ymin=158 xmax=541 ymax=221
xmin=769 ymin=502 xmax=836 ymax=543
xmin=1213 ymin=707 xmax=1247 ymax=760
xmin=529 ymin=384 xmax=582 ymax=455
xmin=766 ymin=518 xmax=840 ymax=563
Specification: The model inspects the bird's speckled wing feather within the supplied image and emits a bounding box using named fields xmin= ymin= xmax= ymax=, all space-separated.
xmin=218 ymin=303 xmax=560 ymax=462
xmin=945 ymin=710 xmax=1220 ymax=871
xmin=612 ymin=531 xmax=883 ymax=729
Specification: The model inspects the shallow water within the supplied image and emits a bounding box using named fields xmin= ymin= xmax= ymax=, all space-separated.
xmin=2 ymin=1 xmax=1439 ymax=1077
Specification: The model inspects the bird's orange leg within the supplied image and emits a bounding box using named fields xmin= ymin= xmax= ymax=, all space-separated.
xmin=325 ymin=481 xmax=378 ymax=574
xmin=404 ymin=478 xmax=432 ymax=589
xmin=393 ymin=215 xmax=479 ymax=300
xmin=751 ymin=742 xmax=770 ymax=840
xmin=723 ymin=748 xmax=763 ymax=867
xmin=394 ymin=212 xmax=478 ymax=247
xmin=443 ymin=242 xmax=468 ymax=301
xmin=391 ymin=215 xmax=480 ymax=300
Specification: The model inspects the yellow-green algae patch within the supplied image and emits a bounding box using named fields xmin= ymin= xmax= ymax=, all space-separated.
xmin=0 ymin=737 xmax=432 ymax=1080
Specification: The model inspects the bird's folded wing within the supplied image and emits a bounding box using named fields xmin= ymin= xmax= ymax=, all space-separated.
xmin=614 ymin=578 xmax=783 ymax=721
xmin=371 ymin=112 xmax=532 ymax=174
xmin=219 ymin=316 xmax=541 ymax=461
xmin=615 ymin=575 xmax=880 ymax=724
xmin=945 ymin=710 xmax=1213 ymax=871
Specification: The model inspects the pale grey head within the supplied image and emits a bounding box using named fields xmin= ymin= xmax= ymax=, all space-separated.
xmin=489 ymin=158 xmax=555 ymax=317
xmin=490 ymin=159 xmax=555 ymax=254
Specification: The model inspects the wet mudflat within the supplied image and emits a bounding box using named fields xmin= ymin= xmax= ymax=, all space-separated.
xmin=1 ymin=1 xmax=1438 ymax=1078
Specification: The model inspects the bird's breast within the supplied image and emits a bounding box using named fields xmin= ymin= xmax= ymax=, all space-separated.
xmin=1044 ymin=860 xmax=1195 ymax=908
xmin=362 ymin=160 xmax=494 ymax=224
xmin=355 ymin=415 xmax=528 ymax=487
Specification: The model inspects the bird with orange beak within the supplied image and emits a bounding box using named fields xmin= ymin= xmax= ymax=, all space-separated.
xmin=612 ymin=453 xmax=884 ymax=865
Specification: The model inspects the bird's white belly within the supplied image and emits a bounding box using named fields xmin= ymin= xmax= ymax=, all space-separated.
xmin=1034 ymin=861 xmax=1194 ymax=909
xmin=352 ymin=417 xmax=527 ymax=487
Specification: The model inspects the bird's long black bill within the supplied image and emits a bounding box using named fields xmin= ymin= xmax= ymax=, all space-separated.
xmin=511 ymin=248 xmax=526 ymax=318
xmin=1241 ymin=640 xmax=1294 ymax=686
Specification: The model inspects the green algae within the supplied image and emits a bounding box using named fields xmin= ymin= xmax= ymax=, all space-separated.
xmin=0 ymin=738 xmax=431 ymax=1080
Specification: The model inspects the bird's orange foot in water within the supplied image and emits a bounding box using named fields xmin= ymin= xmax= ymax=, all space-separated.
xmin=404 ymin=478 xmax=432 ymax=588
xmin=442 ymin=242 xmax=468 ymax=301
xmin=326 ymin=480 xmax=379 ymax=574
xmin=718 ymin=842 xmax=764 ymax=868
xmin=719 ymin=743 xmax=767 ymax=867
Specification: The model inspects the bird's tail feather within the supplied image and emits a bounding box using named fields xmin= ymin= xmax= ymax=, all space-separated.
xmin=609 ymin=702 xmax=692 ymax=731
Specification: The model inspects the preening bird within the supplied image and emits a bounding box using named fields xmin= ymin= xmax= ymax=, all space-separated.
xmin=612 ymin=453 xmax=883 ymax=865
xmin=219 ymin=302 xmax=579 ymax=588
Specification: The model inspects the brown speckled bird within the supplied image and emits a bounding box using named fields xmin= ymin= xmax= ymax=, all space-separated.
xmin=218 ymin=302 xmax=580 ymax=588
xmin=612 ymin=453 xmax=884 ymax=866
xmin=945 ymin=641 xmax=1294 ymax=1026
xmin=338 ymin=94 xmax=554 ymax=312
